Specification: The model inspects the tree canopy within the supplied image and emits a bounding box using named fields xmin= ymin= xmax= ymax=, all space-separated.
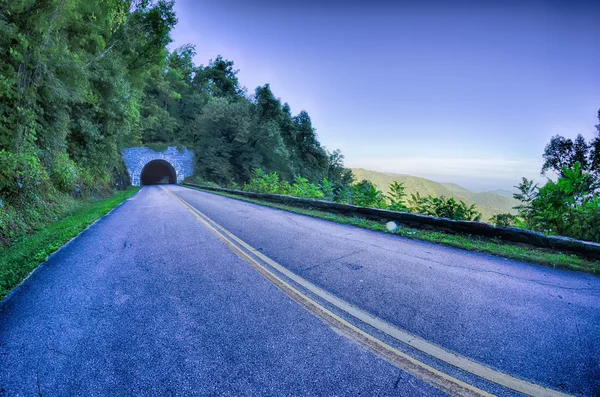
xmin=0 ymin=0 xmax=353 ymax=243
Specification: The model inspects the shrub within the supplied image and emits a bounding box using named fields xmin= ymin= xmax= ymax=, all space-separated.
xmin=352 ymin=180 xmax=385 ymax=208
xmin=408 ymin=193 xmax=481 ymax=221
xmin=490 ymin=213 xmax=518 ymax=227
xmin=387 ymin=181 xmax=408 ymax=211
xmin=335 ymin=185 xmax=353 ymax=204
xmin=50 ymin=152 xmax=78 ymax=193
xmin=320 ymin=178 xmax=334 ymax=201
xmin=290 ymin=176 xmax=323 ymax=199
xmin=243 ymin=169 xmax=281 ymax=194
xmin=0 ymin=149 xmax=52 ymax=204
xmin=518 ymin=162 xmax=600 ymax=241
xmin=564 ymin=196 xmax=600 ymax=242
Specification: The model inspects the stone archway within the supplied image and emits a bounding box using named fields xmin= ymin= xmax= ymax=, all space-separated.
xmin=121 ymin=146 xmax=194 ymax=186
xmin=140 ymin=159 xmax=177 ymax=185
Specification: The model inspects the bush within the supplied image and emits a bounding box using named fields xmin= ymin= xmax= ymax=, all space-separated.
xmin=290 ymin=176 xmax=323 ymax=199
xmin=490 ymin=213 xmax=518 ymax=227
xmin=321 ymin=178 xmax=334 ymax=201
xmin=243 ymin=169 xmax=282 ymax=194
xmin=335 ymin=186 xmax=353 ymax=204
xmin=0 ymin=149 xmax=51 ymax=204
xmin=518 ymin=162 xmax=600 ymax=241
xmin=564 ymin=197 xmax=600 ymax=242
xmin=387 ymin=181 xmax=408 ymax=211
xmin=352 ymin=180 xmax=385 ymax=208
xmin=50 ymin=152 xmax=78 ymax=193
xmin=408 ymin=193 xmax=481 ymax=221
xmin=186 ymin=175 xmax=220 ymax=188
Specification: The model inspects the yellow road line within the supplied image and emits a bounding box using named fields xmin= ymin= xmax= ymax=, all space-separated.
xmin=162 ymin=186 xmax=573 ymax=397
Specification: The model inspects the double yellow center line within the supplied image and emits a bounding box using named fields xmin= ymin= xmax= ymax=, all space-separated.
xmin=162 ymin=186 xmax=572 ymax=397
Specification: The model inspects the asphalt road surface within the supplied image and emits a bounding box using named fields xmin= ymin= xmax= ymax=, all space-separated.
xmin=1 ymin=185 xmax=599 ymax=396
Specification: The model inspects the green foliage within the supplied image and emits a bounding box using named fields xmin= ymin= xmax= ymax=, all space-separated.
xmin=387 ymin=181 xmax=408 ymax=211
xmin=352 ymin=180 xmax=385 ymax=208
xmin=408 ymin=193 xmax=482 ymax=221
xmin=563 ymin=196 xmax=600 ymax=243
xmin=513 ymin=177 xmax=538 ymax=229
xmin=351 ymin=168 xmax=519 ymax=221
xmin=320 ymin=178 xmax=334 ymax=201
xmin=490 ymin=213 xmax=518 ymax=227
xmin=0 ymin=0 xmax=176 ymax=243
xmin=508 ymin=106 xmax=600 ymax=242
xmin=0 ymin=149 xmax=51 ymax=204
xmin=513 ymin=160 xmax=600 ymax=242
xmin=243 ymin=169 xmax=323 ymax=199
xmin=243 ymin=169 xmax=282 ymax=194
xmin=240 ymin=170 xmax=482 ymax=221
xmin=50 ymin=152 xmax=78 ymax=193
xmin=335 ymin=186 xmax=353 ymax=204
xmin=290 ymin=176 xmax=324 ymax=199
xmin=541 ymin=111 xmax=600 ymax=182
xmin=137 ymin=49 xmax=350 ymax=191
xmin=529 ymin=163 xmax=598 ymax=239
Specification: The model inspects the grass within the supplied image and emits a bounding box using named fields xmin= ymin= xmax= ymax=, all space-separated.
xmin=0 ymin=187 xmax=139 ymax=301
xmin=187 ymin=186 xmax=600 ymax=275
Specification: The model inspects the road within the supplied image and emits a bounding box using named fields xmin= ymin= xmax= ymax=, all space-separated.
xmin=1 ymin=185 xmax=599 ymax=396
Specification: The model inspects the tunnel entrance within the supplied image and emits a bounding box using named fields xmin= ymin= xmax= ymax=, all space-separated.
xmin=140 ymin=159 xmax=177 ymax=185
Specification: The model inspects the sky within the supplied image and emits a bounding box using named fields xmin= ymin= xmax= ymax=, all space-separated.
xmin=169 ymin=0 xmax=600 ymax=191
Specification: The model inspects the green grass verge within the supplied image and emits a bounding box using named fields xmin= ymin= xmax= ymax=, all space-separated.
xmin=188 ymin=187 xmax=600 ymax=275
xmin=0 ymin=187 xmax=139 ymax=301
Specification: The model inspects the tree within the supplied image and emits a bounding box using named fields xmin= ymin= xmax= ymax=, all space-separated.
xmin=530 ymin=162 xmax=596 ymax=238
xmin=513 ymin=177 xmax=538 ymax=229
xmin=326 ymin=149 xmax=354 ymax=191
xmin=293 ymin=111 xmax=329 ymax=182
xmin=590 ymin=109 xmax=600 ymax=179
xmin=195 ymin=55 xmax=243 ymax=100
xmin=0 ymin=0 xmax=177 ymax=242
xmin=541 ymin=109 xmax=600 ymax=179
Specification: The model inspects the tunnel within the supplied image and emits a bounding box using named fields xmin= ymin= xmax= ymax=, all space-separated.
xmin=140 ymin=159 xmax=177 ymax=185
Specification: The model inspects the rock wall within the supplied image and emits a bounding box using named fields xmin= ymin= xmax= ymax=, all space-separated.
xmin=122 ymin=146 xmax=194 ymax=186
xmin=183 ymin=183 xmax=600 ymax=259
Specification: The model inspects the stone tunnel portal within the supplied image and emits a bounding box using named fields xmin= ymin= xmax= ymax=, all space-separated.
xmin=140 ymin=159 xmax=177 ymax=185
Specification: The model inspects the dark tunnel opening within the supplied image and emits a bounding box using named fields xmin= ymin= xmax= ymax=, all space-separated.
xmin=140 ymin=160 xmax=177 ymax=185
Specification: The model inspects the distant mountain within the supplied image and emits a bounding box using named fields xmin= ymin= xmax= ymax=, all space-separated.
xmin=485 ymin=189 xmax=516 ymax=199
xmin=351 ymin=168 xmax=520 ymax=221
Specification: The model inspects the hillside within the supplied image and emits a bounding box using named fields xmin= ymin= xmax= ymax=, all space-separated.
xmin=487 ymin=189 xmax=516 ymax=198
xmin=351 ymin=168 xmax=520 ymax=221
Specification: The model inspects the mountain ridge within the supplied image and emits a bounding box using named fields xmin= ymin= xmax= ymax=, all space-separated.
xmin=351 ymin=168 xmax=520 ymax=221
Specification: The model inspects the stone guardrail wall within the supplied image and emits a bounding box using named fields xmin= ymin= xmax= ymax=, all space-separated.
xmin=183 ymin=183 xmax=600 ymax=259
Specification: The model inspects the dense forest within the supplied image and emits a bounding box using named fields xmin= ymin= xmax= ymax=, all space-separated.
xmin=0 ymin=0 xmax=352 ymax=243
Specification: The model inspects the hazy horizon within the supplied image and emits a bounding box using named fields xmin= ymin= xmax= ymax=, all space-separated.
xmin=170 ymin=0 xmax=600 ymax=191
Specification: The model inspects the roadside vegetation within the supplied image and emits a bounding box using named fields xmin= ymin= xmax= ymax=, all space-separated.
xmin=186 ymin=186 xmax=600 ymax=274
xmin=203 ymin=112 xmax=600 ymax=245
xmin=0 ymin=188 xmax=138 ymax=301
xmin=1 ymin=0 xmax=354 ymax=246
xmin=219 ymin=168 xmax=484 ymax=221
xmin=350 ymin=168 xmax=520 ymax=221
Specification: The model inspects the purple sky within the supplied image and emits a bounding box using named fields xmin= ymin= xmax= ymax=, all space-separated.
xmin=169 ymin=0 xmax=600 ymax=190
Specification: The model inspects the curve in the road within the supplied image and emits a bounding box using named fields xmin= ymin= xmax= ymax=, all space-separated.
xmin=163 ymin=186 xmax=574 ymax=397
